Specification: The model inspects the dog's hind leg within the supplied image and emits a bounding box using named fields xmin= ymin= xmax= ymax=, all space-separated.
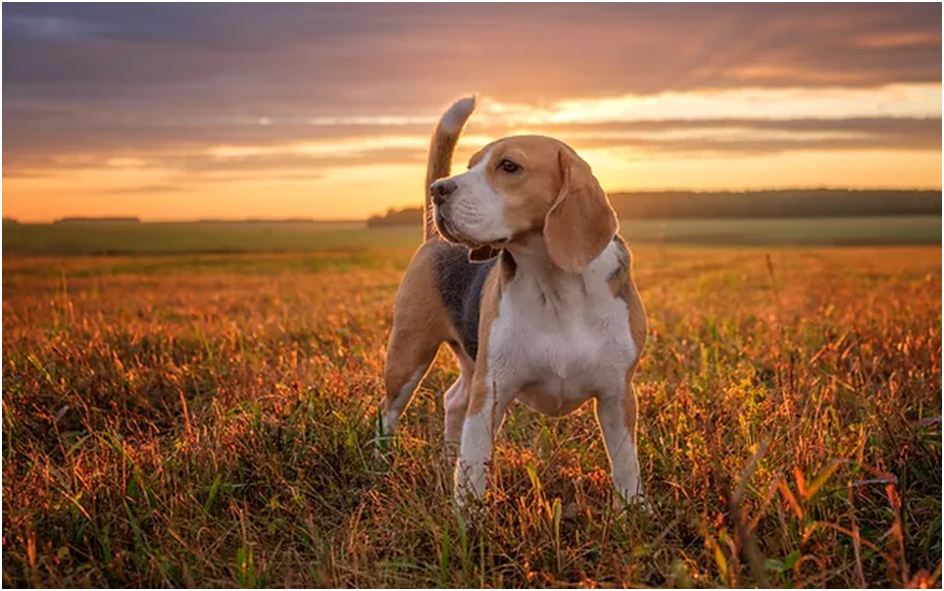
xmin=379 ymin=242 xmax=452 ymax=448
xmin=381 ymin=330 xmax=439 ymax=443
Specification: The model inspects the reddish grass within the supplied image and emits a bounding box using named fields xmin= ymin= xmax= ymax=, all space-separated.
xmin=2 ymin=246 xmax=941 ymax=587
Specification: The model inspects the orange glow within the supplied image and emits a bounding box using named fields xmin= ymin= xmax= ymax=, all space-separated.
xmin=5 ymin=149 xmax=941 ymax=222
xmin=3 ymin=85 xmax=941 ymax=221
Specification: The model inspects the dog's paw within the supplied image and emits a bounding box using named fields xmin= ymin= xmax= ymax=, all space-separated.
xmin=613 ymin=492 xmax=652 ymax=514
xmin=372 ymin=440 xmax=387 ymax=462
xmin=453 ymin=489 xmax=487 ymax=523
xmin=453 ymin=486 xmax=472 ymax=510
xmin=372 ymin=434 xmax=394 ymax=463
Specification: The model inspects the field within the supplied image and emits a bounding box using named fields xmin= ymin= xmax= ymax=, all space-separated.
xmin=2 ymin=239 xmax=942 ymax=586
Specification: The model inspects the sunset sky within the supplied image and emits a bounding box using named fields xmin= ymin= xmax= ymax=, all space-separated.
xmin=3 ymin=4 xmax=942 ymax=222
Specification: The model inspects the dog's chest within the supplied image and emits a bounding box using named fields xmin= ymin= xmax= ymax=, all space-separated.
xmin=487 ymin=274 xmax=637 ymax=414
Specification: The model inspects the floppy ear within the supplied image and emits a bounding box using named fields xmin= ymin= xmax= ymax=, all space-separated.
xmin=544 ymin=149 xmax=618 ymax=273
xmin=468 ymin=245 xmax=500 ymax=262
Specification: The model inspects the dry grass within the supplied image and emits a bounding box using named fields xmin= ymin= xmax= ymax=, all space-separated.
xmin=2 ymin=246 xmax=941 ymax=587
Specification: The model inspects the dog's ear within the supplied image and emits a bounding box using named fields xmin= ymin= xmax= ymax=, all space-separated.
xmin=544 ymin=149 xmax=618 ymax=273
xmin=468 ymin=245 xmax=500 ymax=262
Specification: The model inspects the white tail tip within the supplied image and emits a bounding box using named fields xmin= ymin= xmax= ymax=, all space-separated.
xmin=439 ymin=96 xmax=476 ymax=135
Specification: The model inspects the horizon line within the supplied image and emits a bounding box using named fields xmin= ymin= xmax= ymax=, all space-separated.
xmin=5 ymin=186 xmax=941 ymax=225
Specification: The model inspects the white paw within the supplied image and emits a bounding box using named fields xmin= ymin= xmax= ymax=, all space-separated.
xmin=373 ymin=440 xmax=387 ymax=461
xmin=614 ymin=491 xmax=651 ymax=513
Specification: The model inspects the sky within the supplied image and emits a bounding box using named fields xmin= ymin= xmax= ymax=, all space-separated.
xmin=3 ymin=3 xmax=942 ymax=222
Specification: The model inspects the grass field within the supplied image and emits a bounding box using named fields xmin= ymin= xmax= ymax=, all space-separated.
xmin=3 ymin=215 xmax=941 ymax=256
xmin=2 ymin=243 xmax=941 ymax=587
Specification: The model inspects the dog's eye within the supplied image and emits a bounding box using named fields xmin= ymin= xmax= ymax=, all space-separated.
xmin=498 ymin=159 xmax=520 ymax=173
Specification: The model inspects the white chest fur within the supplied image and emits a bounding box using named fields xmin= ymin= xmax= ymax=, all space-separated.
xmin=486 ymin=240 xmax=638 ymax=415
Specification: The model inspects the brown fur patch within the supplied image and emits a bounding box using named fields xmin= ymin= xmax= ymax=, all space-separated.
xmin=500 ymin=250 xmax=517 ymax=282
xmin=384 ymin=242 xmax=453 ymax=408
xmin=626 ymin=277 xmax=648 ymax=359
xmin=465 ymin=262 xmax=503 ymax=415
xmin=621 ymin=377 xmax=638 ymax=440
xmin=544 ymin=149 xmax=618 ymax=273
xmin=608 ymin=238 xmax=648 ymax=361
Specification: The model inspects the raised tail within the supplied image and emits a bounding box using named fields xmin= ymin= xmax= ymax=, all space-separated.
xmin=424 ymin=96 xmax=476 ymax=241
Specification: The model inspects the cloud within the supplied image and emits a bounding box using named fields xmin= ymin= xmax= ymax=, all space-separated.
xmin=2 ymin=3 xmax=940 ymax=207
xmin=535 ymin=117 xmax=943 ymax=153
xmin=6 ymin=116 xmax=936 ymax=188
xmin=158 ymin=147 xmax=426 ymax=176
xmin=3 ymin=14 xmax=108 ymax=43
xmin=4 ymin=5 xmax=940 ymax=109
xmin=100 ymin=184 xmax=184 ymax=196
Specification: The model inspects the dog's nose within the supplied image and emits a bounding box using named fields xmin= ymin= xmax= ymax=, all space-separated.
xmin=431 ymin=179 xmax=457 ymax=206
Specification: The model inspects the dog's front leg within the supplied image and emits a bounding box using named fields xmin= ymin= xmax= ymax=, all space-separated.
xmin=594 ymin=383 xmax=645 ymax=507
xmin=454 ymin=377 xmax=511 ymax=506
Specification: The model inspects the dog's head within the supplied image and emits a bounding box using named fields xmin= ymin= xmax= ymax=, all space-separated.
xmin=431 ymin=136 xmax=617 ymax=273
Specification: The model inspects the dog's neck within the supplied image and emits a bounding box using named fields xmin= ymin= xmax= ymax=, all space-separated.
xmin=501 ymin=233 xmax=608 ymax=316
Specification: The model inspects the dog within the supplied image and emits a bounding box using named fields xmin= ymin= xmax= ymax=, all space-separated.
xmin=379 ymin=97 xmax=648 ymax=507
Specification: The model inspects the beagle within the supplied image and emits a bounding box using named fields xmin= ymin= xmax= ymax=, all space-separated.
xmin=380 ymin=97 xmax=648 ymax=507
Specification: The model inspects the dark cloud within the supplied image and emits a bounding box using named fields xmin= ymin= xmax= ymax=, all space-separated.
xmin=4 ymin=4 xmax=940 ymax=108
xmin=2 ymin=111 xmax=429 ymax=158
xmin=3 ymin=4 xmax=940 ymax=178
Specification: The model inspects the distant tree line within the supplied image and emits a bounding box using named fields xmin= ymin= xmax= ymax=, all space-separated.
xmin=367 ymin=189 xmax=942 ymax=227
xmin=45 ymin=217 xmax=364 ymax=225
xmin=54 ymin=217 xmax=141 ymax=224
xmin=368 ymin=208 xmax=426 ymax=227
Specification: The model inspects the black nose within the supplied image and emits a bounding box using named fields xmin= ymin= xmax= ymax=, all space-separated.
xmin=431 ymin=179 xmax=457 ymax=206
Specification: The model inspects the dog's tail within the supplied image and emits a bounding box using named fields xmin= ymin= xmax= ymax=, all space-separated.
xmin=423 ymin=96 xmax=476 ymax=241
